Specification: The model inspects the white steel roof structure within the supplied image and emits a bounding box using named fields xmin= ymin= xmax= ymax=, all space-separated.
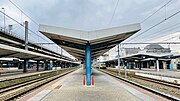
xmin=39 ymin=23 xmax=141 ymax=60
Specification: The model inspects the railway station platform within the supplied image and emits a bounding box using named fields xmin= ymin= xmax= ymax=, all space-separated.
xmin=127 ymin=69 xmax=180 ymax=84
xmin=108 ymin=68 xmax=180 ymax=84
xmin=26 ymin=68 xmax=166 ymax=101
xmin=129 ymin=69 xmax=180 ymax=78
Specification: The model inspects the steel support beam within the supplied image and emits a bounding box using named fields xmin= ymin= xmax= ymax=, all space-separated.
xmin=85 ymin=44 xmax=91 ymax=86
xmin=50 ymin=60 xmax=53 ymax=70
xmin=37 ymin=61 xmax=40 ymax=71
xmin=25 ymin=21 xmax=28 ymax=50
xmin=23 ymin=59 xmax=28 ymax=73
xmin=117 ymin=44 xmax=120 ymax=75
xmin=156 ymin=59 xmax=159 ymax=72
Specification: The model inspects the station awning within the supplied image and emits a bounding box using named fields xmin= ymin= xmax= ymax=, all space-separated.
xmin=0 ymin=44 xmax=62 ymax=61
xmin=39 ymin=23 xmax=141 ymax=60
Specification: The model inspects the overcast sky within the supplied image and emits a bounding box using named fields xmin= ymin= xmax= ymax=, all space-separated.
xmin=0 ymin=0 xmax=180 ymax=58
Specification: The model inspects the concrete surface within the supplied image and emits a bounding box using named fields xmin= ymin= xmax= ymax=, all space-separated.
xmin=30 ymin=68 xmax=158 ymax=101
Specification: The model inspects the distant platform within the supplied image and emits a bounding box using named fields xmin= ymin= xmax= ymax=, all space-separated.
xmin=129 ymin=68 xmax=180 ymax=79
xmin=128 ymin=69 xmax=180 ymax=84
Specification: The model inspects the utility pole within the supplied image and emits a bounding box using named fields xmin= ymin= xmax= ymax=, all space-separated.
xmin=98 ymin=58 xmax=100 ymax=69
xmin=117 ymin=44 xmax=120 ymax=75
xmin=2 ymin=8 xmax=6 ymax=32
xmin=120 ymin=44 xmax=126 ymax=77
xmin=23 ymin=21 xmax=29 ymax=73
xmin=25 ymin=21 xmax=28 ymax=50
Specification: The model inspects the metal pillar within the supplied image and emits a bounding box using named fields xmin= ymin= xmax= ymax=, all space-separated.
xmin=124 ymin=60 xmax=127 ymax=77
xmin=85 ymin=44 xmax=91 ymax=86
xmin=43 ymin=61 xmax=45 ymax=69
xmin=45 ymin=61 xmax=49 ymax=70
xmin=98 ymin=59 xmax=100 ymax=69
xmin=23 ymin=59 xmax=28 ymax=72
xmin=50 ymin=60 xmax=53 ymax=70
xmin=163 ymin=61 xmax=166 ymax=70
xmin=127 ymin=61 xmax=129 ymax=69
xmin=25 ymin=21 xmax=28 ymax=50
xmin=2 ymin=8 xmax=6 ymax=32
xmin=18 ymin=62 xmax=20 ymax=69
xmin=147 ymin=61 xmax=149 ymax=68
xmin=23 ymin=21 xmax=28 ymax=73
xmin=37 ymin=61 xmax=39 ymax=71
xmin=156 ymin=59 xmax=159 ymax=72
xmin=117 ymin=44 xmax=120 ymax=75
xmin=139 ymin=62 xmax=141 ymax=70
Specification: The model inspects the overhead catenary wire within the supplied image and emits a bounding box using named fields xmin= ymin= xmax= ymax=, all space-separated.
xmin=128 ymin=8 xmax=180 ymax=42
xmin=0 ymin=1 xmax=69 ymax=57
xmin=160 ymin=31 xmax=180 ymax=42
xmin=140 ymin=0 xmax=173 ymax=24
xmin=9 ymin=0 xmax=64 ymax=51
xmin=28 ymin=29 xmax=50 ymax=42
xmin=2 ymin=0 xmax=53 ymax=43
xmin=0 ymin=10 xmax=50 ymax=43
xmin=126 ymin=0 xmax=174 ymax=42
xmin=137 ymin=22 xmax=180 ymax=42
xmin=8 ymin=0 xmax=55 ymax=43
xmin=0 ymin=11 xmax=24 ymax=26
xmin=9 ymin=0 xmax=39 ymax=26
xmin=108 ymin=0 xmax=119 ymax=25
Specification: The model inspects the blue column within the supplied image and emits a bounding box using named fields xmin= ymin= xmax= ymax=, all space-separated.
xmin=86 ymin=44 xmax=91 ymax=86
xmin=170 ymin=64 xmax=173 ymax=71
xmin=127 ymin=62 xmax=129 ymax=69
xmin=23 ymin=59 xmax=28 ymax=72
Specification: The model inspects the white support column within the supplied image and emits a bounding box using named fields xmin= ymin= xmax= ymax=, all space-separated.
xmin=156 ymin=59 xmax=159 ymax=72
xmin=147 ymin=62 xmax=149 ymax=68
xmin=163 ymin=61 xmax=166 ymax=70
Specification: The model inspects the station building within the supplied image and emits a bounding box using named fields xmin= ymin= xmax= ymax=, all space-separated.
xmin=98 ymin=44 xmax=180 ymax=71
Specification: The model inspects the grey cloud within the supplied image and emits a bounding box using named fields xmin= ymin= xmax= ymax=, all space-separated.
xmin=1 ymin=0 xmax=180 ymax=56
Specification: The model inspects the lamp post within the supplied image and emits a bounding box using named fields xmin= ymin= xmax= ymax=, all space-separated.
xmin=2 ymin=8 xmax=5 ymax=32
xmin=117 ymin=44 xmax=120 ymax=75
xmin=98 ymin=58 xmax=100 ymax=69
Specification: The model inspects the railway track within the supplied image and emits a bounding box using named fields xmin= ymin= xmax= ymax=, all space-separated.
xmin=131 ymin=75 xmax=180 ymax=89
xmin=0 ymin=69 xmax=45 ymax=77
xmin=97 ymin=68 xmax=180 ymax=101
xmin=0 ymin=68 xmax=77 ymax=101
xmin=107 ymin=68 xmax=180 ymax=89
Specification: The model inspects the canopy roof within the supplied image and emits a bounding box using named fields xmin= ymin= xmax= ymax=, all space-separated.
xmin=39 ymin=23 xmax=141 ymax=60
xmin=144 ymin=44 xmax=164 ymax=49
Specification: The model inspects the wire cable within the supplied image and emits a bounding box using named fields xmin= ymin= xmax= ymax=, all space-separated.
xmin=0 ymin=10 xmax=50 ymax=43
xmin=108 ymin=0 xmax=119 ymax=25
xmin=0 ymin=11 xmax=24 ymax=26
xmin=137 ymin=22 xmax=180 ymax=42
xmin=140 ymin=0 xmax=173 ymax=23
xmin=160 ymin=31 xmax=180 ymax=42
xmin=9 ymin=0 xmax=39 ymax=26
xmin=128 ymin=8 xmax=180 ymax=42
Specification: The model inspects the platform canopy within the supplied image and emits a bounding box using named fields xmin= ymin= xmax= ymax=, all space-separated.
xmin=0 ymin=44 xmax=62 ymax=61
xmin=39 ymin=23 xmax=141 ymax=60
